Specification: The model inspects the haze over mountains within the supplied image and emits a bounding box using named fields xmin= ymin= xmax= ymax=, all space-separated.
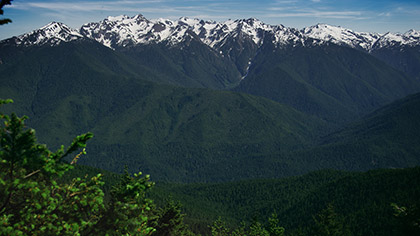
xmin=1 ymin=14 xmax=420 ymax=181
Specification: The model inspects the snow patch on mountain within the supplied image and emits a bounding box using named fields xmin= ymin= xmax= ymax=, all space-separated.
xmin=2 ymin=14 xmax=420 ymax=51
xmin=373 ymin=30 xmax=420 ymax=48
xmin=9 ymin=22 xmax=82 ymax=46
xmin=77 ymin=15 xmax=310 ymax=49
xmin=302 ymin=24 xmax=381 ymax=50
xmin=302 ymin=24 xmax=420 ymax=50
xmin=79 ymin=15 xmax=300 ymax=49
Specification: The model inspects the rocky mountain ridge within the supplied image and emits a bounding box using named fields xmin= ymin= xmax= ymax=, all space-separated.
xmin=2 ymin=14 xmax=419 ymax=51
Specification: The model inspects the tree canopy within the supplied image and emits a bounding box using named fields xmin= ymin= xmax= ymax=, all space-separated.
xmin=0 ymin=99 xmax=155 ymax=235
xmin=0 ymin=0 xmax=13 ymax=25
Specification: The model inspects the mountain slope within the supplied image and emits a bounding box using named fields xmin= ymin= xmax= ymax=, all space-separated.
xmin=371 ymin=45 xmax=420 ymax=80
xmin=4 ymin=15 xmax=420 ymax=83
xmin=84 ymin=86 xmax=325 ymax=182
xmin=2 ymin=14 xmax=420 ymax=181
xmin=301 ymin=24 xmax=420 ymax=79
xmin=1 ymin=22 xmax=83 ymax=46
xmin=118 ymin=40 xmax=242 ymax=89
xmin=0 ymin=40 xmax=326 ymax=182
xmin=233 ymin=43 xmax=420 ymax=124
xmin=292 ymin=92 xmax=420 ymax=171
xmin=3 ymin=17 xmax=420 ymax=124
xmin=0 ymin=33 xmax=242 ymax=90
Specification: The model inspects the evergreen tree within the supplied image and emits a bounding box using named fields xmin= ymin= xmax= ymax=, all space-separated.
xmin=209 ymin=214 xmax=285 ymax=236
xmin=151 ymin=199 xmax=194 ymax=236
xmin=0 ymin=0 xmax=13 ymax=25
xmin=92 ymin=167 xmax=155 ymax=235
xmin=0 ymin=99 xmax=102 ymax=235
xmin=211 ymin=217 xmax=231 ymax=236
xmin=391 ymin=203 xmax=420 ymax=235
xmin=267 ymin=213 xmax=285 ymax=236
xmin=0 ymin=99 xmax=155 ymax=235
xmin=312 ymin=203 xmax=351 ymax=236
xmin=248 ymin=221 xmax=269 ymax=236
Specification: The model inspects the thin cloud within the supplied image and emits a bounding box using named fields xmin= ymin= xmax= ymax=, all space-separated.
xmin=274 ymin=0 xmax=299 ymax=4
xmin=10 ymin=0 xmax=253 ymax=19
xmin=11 ymin=1 xmax=169 ymax=12
xmin=379 ymin=12 xmax=392 ymax=17
xmin=268 ymin=7 xmax=299 ymax=11
xmin=267 ymin=10 xmax=364 ymax=19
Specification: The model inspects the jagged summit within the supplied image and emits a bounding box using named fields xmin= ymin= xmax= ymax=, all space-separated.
xmin=77 ymin=14 xmax=302 ymax=49
xmin=373 ymin=29 xmax=420 ymax=49
xmin=2 ymin=14 xmax=419 ymax=51
xmin=6 ymin=22 xmax=83 ymax=46
xmin=301 ymin=23 xmax=381 ymax=50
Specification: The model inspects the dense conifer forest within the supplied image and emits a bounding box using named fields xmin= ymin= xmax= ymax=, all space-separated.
xmin=1 ymin=99 xmax=420 ymax=235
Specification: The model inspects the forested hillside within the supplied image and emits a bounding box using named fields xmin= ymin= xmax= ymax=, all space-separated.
xmin=3 ymin=38 xmax=420 ymax=181
xmin=5 ymin=99 xmax=418 ymax=236
xmin=0 ymin=43 xmax=328 ymax=181
xmin=290 ymin=92 xmax=420 ymax=172
xmin=150 ymin=167 xmax=420 ymax=235
xmin=233 ymin=43 xmax=420 ymax=124
xmin=371 ymin=45 xmax=420 ymax=80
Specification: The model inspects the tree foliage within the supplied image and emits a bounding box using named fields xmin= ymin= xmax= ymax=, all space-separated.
xmin=391 ymin=203 xmax=420 ymax=235
xmin=0 ymin=0 xmax=13 ymax=25
xmin=210 ymin=214 xmax=284 ymax=236
xmin=311 ymin=203 xmax=351 ymax=236
xmin=0 ymin=99 xmax=155 ymax=235
xmin=150 ymin=199 xmax=194 ymax=236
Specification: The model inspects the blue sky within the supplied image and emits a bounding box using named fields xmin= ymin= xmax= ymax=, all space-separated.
xmin=1 ymin=0 xmax=420 ymax=40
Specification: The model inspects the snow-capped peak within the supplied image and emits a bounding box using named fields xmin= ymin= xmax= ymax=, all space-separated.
xmin=106 ymin=15 xmax=131 ymax=22
xmin=302 ymin=24 xmax=420 ymax=50
xmin=302 ymin=23 xmax=380 ymax=50
xmin=79 ymin=15 xmax=295 ymax=49
xmin=373 ymin=29 xmax=420 ymax=48
xmin=404 ymin=29 xmax=420 ymax=39
xmin=10 ymin=22 xmax=82 ymax=46
xmin=2 ymin=14 xmax=419 ymax=51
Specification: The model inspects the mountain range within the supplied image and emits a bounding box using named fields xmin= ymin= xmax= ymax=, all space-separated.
xmin=3 ymin=14 xmax=420 ymax=51
xmin=3 ymin=14 xmax=420 ymax=80
xmin=3 ymin=14 xmax=420 ymax=120
xmin=1 ymin=14 xmax=420 ymax=181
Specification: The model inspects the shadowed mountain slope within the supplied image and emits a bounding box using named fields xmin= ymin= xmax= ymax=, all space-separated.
xmin=234 ymin=43 xmax=420 ymax=125
xmin=0 ymin=41 xmax=325 ymax=182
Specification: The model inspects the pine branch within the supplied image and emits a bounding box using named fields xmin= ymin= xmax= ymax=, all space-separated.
xmin=24 ymin=169 xmax=41 ymax=179
xmin=0 ymin=18 xmax=11 ymax=25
